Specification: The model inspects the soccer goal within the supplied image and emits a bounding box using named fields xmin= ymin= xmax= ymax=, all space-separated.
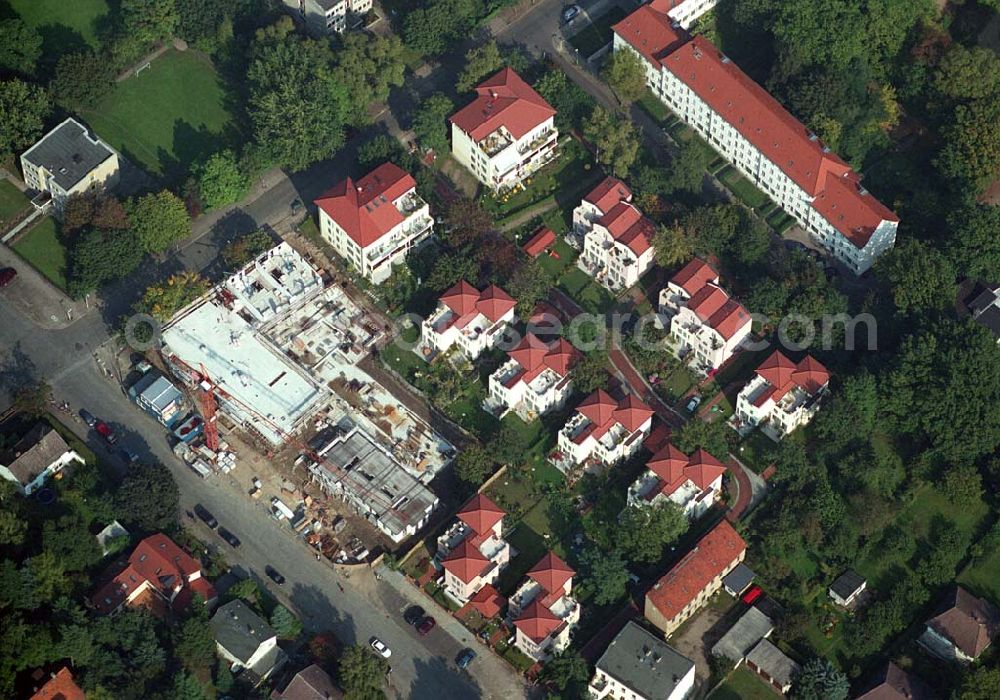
xmin=135 ymin=61 xmax=152 ymax=78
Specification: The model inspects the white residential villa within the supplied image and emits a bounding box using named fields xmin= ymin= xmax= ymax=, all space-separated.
xmin=485 ymin=334 xmax=580 ymax=420
xmin=281 ymin=0 xmax=371 ymax=34
xmin=660 ymin=258 xmax=751 ymax=373
xmin=612 ymin=3 xmax=899 ymax=274
xmin=420 ymin=280 xmax=516 ymax=361
xmin=627 ymin=444 xmax=726 ymax=520
xmin=450 ymin=67 xmax=558 ymax=192
xmin=20 ymin=117 xmax=120 ymax=212
xmin=733 ymin=351 xmax=830 ymax=441
xmin=0 ymin=423 xmax=84 ymax=496
xmin=553 ymin=390 xmax=654 ymax=472
xmin=315 ymin=162 xmax=433 ymax=283
xmin=436 ymin=494 xmax=511 ymax=605
xmin=572 ymin=177 xmax=656 ymax=291
xmin=509 ymin=553 xmax=580 ymax=662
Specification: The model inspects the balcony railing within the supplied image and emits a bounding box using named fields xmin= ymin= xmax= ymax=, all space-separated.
xmin=517 ymin=128 xmax=556 ymax=156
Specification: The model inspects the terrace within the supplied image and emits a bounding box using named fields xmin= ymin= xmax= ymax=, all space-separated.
xmin=517 ymin=128 xmax=557 ymax=156
xmin=365 ymin=213 xmax=433 ymax=264
xmin=479 ymin=128 xmax=514 ymax=157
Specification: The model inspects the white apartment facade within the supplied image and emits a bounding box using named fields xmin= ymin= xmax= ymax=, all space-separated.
xmin=510 ymin=553 xmax=580 ymax=662
xmin=553 ymin=390 xmax=654 ymax=472
xmin=450 ymin=68 xmax=558 ymax=192
xmin=613 ymin=11 xmax=899 ymax=274
xmin=20 ymin=117 xmax=120 ymax=212
xmin=315 ymin=162 xmax=433 ymax=284
xmin=588 ymin=620 xmax=697 ymax=700
xmin=437 ymin=494 xmax=511 ymax=604
xmin=660 ymin=258 xmax=751 ymax=373
xmin=734 ymin=351 xmax=830 ymax=441
xmin=421 ymin=281 xmax=516 ymax=360
xmin=282 ymin=0 xmax=371 ymax=33
xmin=485 ymin=334 xmax=580 ymax=420
xmin=573 ymin=177 xmax=656 ymax=291
xmin=627 ymin=444 xmax=726 ymax=520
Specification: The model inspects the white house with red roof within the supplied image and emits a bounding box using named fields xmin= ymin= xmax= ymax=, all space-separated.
xmin=734 ymin=351 xmax=830 ymax=441
xmin=436 ymin=494 xmax=511 ymax=604
xmin=485 ymin=333 xmax=581 ymax=420
xmin=627 ymin=444 xmax=726 ymax=519
xmin=572 ymin=177 xmax=656 ymax=291
xmin=421 ymin=280 xmax=517 ymax=360
xmin=450 ymin=68 xmax=558 ymax=192
xmin=553 ymin=390 xmax=654 ymax=472
xmin=509 ymin=552 xmax=580 ymax=662
xmin=90 ymin=533 xmax=217 ymax=616
xmin=315 ymin=162 xmax=433 ymax=283
xmin=660 ymin=258 xmax=750 ymax=373
xmin=612 ymin=7 xmax=898 ymax=275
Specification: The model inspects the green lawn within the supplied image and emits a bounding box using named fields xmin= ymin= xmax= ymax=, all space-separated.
xmin=637 ymin=90 xmax=671 ymax=124
xmin=716 ymin=165 xmax=769 ymax=209
xmin=488 ymin=139 xmax=599 ymax=221
xmin=0 ymin=180 xmax=30 ymax=225
xmin=558 ymin=266 xmax=615 ymax=314
xmin=82 ymin=49 xmax=237 ymax=179
xmin=567 ymin=7 xmax=627 ymax=57
xmin=708 ymin=668 xmax=779 ymax=700
xmin=9 ymin=0 xmax=109 ymax=54
xmin=12 ymin=218 xmax=68 ymax=291
xmin=959 ymin=545 xmax=1000 ymax=608
xmin=538 ymin=238 xmax=577 ymax=280
xmin=766 ymin=208 xmax=797 ymax=234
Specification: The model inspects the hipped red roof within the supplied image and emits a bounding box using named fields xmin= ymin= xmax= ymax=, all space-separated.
xmin=315 ymin=162 xmax=416 ymax=248
xmin=450 ymin=68 xmax=556 ymax=141
xmin=598 ymin=202 xmax=655 ymax=256
xmin=647 ymin=444 xmax=726 ymax=499
xmin=754 ymin=350 xmax=830 ymax=403
xmin=442 ymin=539 xmax=490 ymax=584
xmin=528 ymin=552 xmax=575 ymax=593
xmin=457 ymin=493 xmax=506 ymax=535
xmin=440 ymin=280 xmax=516 ymax=325
xmin=515 ymin=598 xmax=563 ymax=642
xmin=584 ymin=176 xmax=633 ymax=214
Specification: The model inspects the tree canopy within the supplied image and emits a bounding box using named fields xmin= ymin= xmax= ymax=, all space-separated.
xmin=128 ymin=190 xmax=191 ymax=254
xmin=0 ymin=79 xmax=50 ymax=162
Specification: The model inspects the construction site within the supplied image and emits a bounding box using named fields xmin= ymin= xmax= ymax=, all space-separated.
xmin=153 ymin=242 xmax=456 ymax=555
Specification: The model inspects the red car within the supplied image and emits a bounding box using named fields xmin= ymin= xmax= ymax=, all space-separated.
xmin=0 ymin=268 xmax=16 ymax=287
xmin=416 ymin=616 xmax=436 ymax=636
xmin=95 ymin=421 xmax=118 ymax=445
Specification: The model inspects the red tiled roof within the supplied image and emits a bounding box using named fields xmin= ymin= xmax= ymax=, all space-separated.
xmin=477 ymin=285 xmax=517 ymax=322
xmin=792 ymin=355 xmax=829 ymax=394
xmin=457 ymin=493 xmax=506 ymax=535
xmin=314 ymin=162 xmax=416 ymax=248
xmin=442 ymin=538 xmax=490 ymax=584
xmin=927 ymin=587 xmax=1000 ymax=660
xmin=646 ymin=520 xmax=746 ymax=623
xmin=756 ymin=350 xmax=797 ymax=389
xmin=671 ymin=258 xmax=718 ymax=296
xmin=577 ymin=389 xmax=619 ymax=427
xmin=528 ymin=552 xmax=575 ymax=594
xmin=523 ymin=226 xmax=557 ymax=257
xmin=584 ymin=176 xmax=633 ymax=214
xmin=753 ymin=351 xmax=830 ymax=404
xmin=647 ymin=443 xmax=689 ymax=483
xmin=506 ymin=334 xmax=580 ymax=387
xmin=450 ymin=67 xmax=556 ymax=141
xmin=649 ymin=444 xmax=725 ymax=498
xmin=467 ymin=584 xmax=506 ymax=619
xmin=811 ymin=169 xmax=899 ymax=247
xmin=441 ymin=280 xmax=481 ymax=317
xmin=515 ymin=598 xmax=563 ymax=642
xmin=30 ymin=668 xmax=85 ymax=700
xmin=543 ymin=338 xmax=581 ymax=376
xmin=612 ymin=5 xmax=688 ymax=66
xmin=686 ymin=284 xmax=750 ymax=340
xmin=437 ymin=281 xmax=516 ymax=331
xmin=509 ymin=333 xmax=551 ymax=371
xmin=684 ymin=448 xmax=726 ymax=490
xmin=598 ymin=202 xmax=655 ymax=256
xmin=614 ymin=393 xmax=654 ymax=432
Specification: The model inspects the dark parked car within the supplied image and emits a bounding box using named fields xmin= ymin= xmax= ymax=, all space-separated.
xmin=119 ymin=447 xmax=140 ymax=464
xmin=218 ymin=527 xmax=241 ymax=548
xmin=417 ymin=616 xmax=436 ymax=636
xmin=0 ymin=267 xmax=16 ymax=287
xmin=265 ymin=565 xmax=285 ymax=585
xmin=94 ymin=421 xmax=118 ymax=445
xmin=194 ymin=504 xmax=218 ymax=529
xmin=79 ymin=409 xmax=97 ymax=427
xmin=404 ymin=606 xmax=425 ymax=626
xmin=456 ymin=648 xmax=476 ymax=669
xmin=562 ymin=4 xmax=581 ymax=23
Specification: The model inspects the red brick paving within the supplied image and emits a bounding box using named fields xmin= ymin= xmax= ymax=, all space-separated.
xmin=725 ymin=458 xmax=752 ymax=522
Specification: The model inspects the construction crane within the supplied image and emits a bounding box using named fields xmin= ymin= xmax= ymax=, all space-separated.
xmin=195 ymin=364 xmax=220 ymax=451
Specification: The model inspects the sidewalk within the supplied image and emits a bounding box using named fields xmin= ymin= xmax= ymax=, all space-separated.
xmin=0 ymin=235 xmax=91 ymax=330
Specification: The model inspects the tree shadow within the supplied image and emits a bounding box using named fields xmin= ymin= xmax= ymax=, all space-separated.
xmin=406 ymin=654 xmax=483 ymax=700
xmin=0 ymin=340 xmax=39 ymax=395
xmin=34 ymin=24 xmax=89 ymax=78
xmin=169 ymin=120 xmax=226 ymax=183
xmin=180 ymin=208 xmax=262 ymax=280
xmin=288 ymin=581 xmax=358 ymax=645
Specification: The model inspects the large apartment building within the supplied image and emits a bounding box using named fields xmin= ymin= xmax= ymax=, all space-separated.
xmin=20 ymin=118 xmax=120 ymax=212
xmin=315 ymin=162 xmax=433 ymax=283
xmin=613 ymin=5 xmax=899 ymax=274
xmin=485 ymin=334 xmax=580 ymax=420
xmin=450 ymin=68 xmax=558 ymax=192
xmin=553 ymin=390 xmax=654 ymax=472
xmin=281 ymin=0 xmax=371 ymax=34
xmin=572 ymin=177 xmax=656 ymax=291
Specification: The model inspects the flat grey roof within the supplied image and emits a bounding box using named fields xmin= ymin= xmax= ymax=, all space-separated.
xmin=319 ymin=429 xmax=437 ymax=538
xmin=712 ymin=607 xmax=774 ymax=662
xmin=131 ymin=372 xmax=183 ymax=413
xmin=211 ymin=600 xmax=276 ymax=664
xmin=594 ymin=621 xmax=694 ymax=698
xmin=21 ymin=118 xmax=115 ymax=191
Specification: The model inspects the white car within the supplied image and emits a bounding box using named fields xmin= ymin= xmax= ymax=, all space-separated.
xmin=686 ymin=395 xmax=702 ymax=413
xmin=370 ymin=638 xmax=392 ymax=658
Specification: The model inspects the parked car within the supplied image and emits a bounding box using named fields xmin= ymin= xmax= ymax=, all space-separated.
xmin=119 ymin=446 xmax=140 ymax=464
xmin=404 ymin=606 xmax=425 ymax=626
xmin=79 ymin=409 xmax=97 ymax=427
xmin=194 ymin=504 xmax=218 ymax=529
xmin=562 ymin=4 xmax=581 ymax=23
xmin=417 ymin=616 xmax=436 ymax=636
xmin=370 ymin=638 xmax=391 ymax=658
xmin=218 ymin=527 xmax=241 ymax=548
xmin=456 ymin=648 xmax=476 ymax=669
xmin=685 ymin=395 xmax=702 ymax=413
xmin=94 ymin=421 xmax=118 ymax=445
xmin=265 ymin=565 xmax=285 ymax=585
xmin=0 ymin=267 xmax=16 ymax=287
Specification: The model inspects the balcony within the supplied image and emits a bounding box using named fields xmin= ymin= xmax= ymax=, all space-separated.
xmin=517 ymin=128 xmax=556 ymax=157
xmin=366 ymin=215 xmax=433 ymax=264
xmin=479 ymin=129 xmax=513 ymax=157
xmin=396 ymin=191 xmax=426 ymax=216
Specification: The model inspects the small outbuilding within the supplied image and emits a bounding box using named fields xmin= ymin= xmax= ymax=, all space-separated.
xmin=828 ymin=569 xmax=867 ymax=608
xmin=723 ymin=562 xmax=756 ymax=596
